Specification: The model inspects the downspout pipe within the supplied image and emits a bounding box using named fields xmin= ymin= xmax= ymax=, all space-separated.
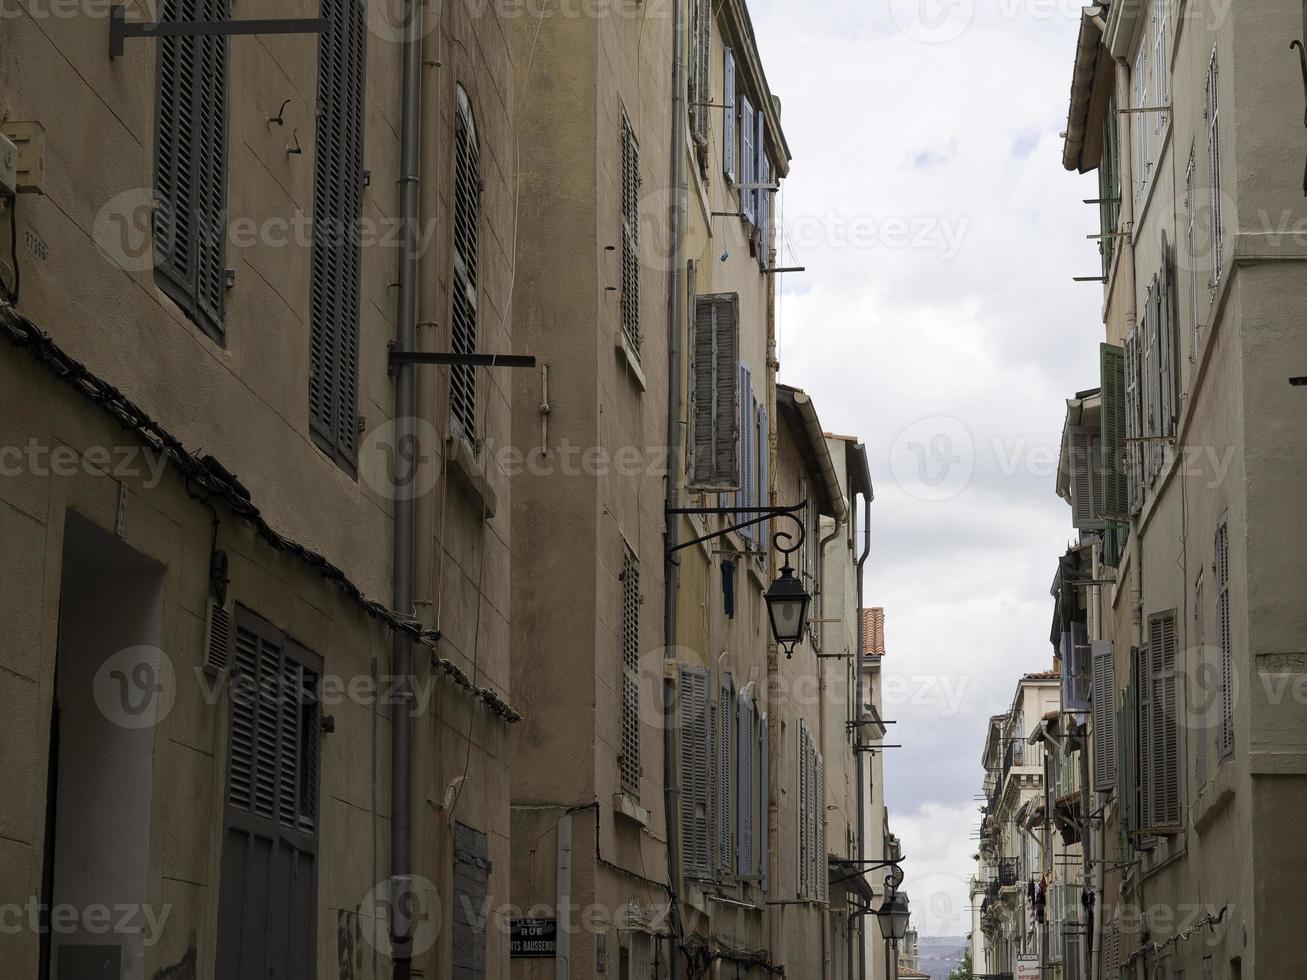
xmin=853 ymin=455 xmax=872 ymax=980
xmin=662 ymin=0 xmax=688 ymax=977
xmin=391 ymin=0 xmax=423 ymax=975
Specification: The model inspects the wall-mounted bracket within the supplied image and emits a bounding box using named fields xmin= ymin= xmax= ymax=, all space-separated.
xmin=386 ymin=347 xmax=537 ymax=376
xmin=109 ymin=5 xmax=327 ymax=59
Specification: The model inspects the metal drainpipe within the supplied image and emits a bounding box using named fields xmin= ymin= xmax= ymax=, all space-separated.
xmin=661 ymin=0 xmax=688 ymax=976
xmin=391 ymin=0 xmax=423 ymax=974
xmin=816 ymin=516 xmax=841 ymax=980
xmin=854 ymin=488 xmax=871 ymax=980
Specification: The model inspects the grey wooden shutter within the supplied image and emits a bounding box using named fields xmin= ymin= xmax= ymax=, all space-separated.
xmin=678 ymin=666 xmax=713 ymax=878
xmin=723 ymin=49 xmax=737 ymax=181
xmin=1149 ymin=614 xmax=1180 ymax=830
xmin=736 ymin=693 xmax=754 ymax=877
xmin=796 ymin=722 xmax=808 ymax=897
xmin=309 ymin=0 xmax=366 ymax=469
xmin=1144 ymin=276 xmax=1161 ymax=482
xmin=620 ymin=548 xmax=641 ymax=795
xmin=690 ymin=294 xmax=740 ymax=489
xmin=759 ymin=713 xmax=769 ymax=891
xmin=757 ymin=402 xmax=770 ymax=550
xmin=738 ymin=363 xmax=754 ymax=540
xmin=1091 ymin=640 xmax=1118 ymax=790
xmin=153 ymin=0 xmax=230 ymax=342
xmin=815 ymin=750 xmax=826 ymax=901
xmin=451 ymin=86 xmax=481 ymax=442
xmin=753 ymin=108 xmax=766 ymax=227
xmin=620 ymin=110 xmax=641 ymax=351
xmin=1069 ymin=427 xmax=1103 ymax=530
xmin=1216 ymin=519 xmax=1233 ymax=758
xmin=718 ymin=674 xmax=734 ymax=876
xmin=1137 ymin=640 xmax=1155 ymax=830
xmin=1194 ymin=574 xmax=1207 ymax=785
xmin=739 ymin=96 xmax=755 ymax=217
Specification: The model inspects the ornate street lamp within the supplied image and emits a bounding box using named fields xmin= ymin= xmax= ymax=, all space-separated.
xmin=876 ymin=891 xmax=910 ymax=942
xmin=764 ymin=563 xmax=810 ymax=658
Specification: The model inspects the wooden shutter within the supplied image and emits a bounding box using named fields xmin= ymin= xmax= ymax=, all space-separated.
xmin=797 ymin=722 xmax=808 ymax=897
xmin=1100 ymin=344 xmax=1127 ymax=519
xmin=757 ymin=401 xmax=770 ymax=552
xmin=753 ymin=109 xmax=766 ymax=228
xmin=1216 ymin=519 xmax=1233 ymax=758
xmin=1124 ymin=328 xmax=1143 ymax=515
xmin=452 ymin=87 xmax=481 ymax=442
xmin=1137 ymin=639 xmax=1154 ymax=830
xmin=678 ymin=666 xmax=713 ymax=878
xmin=738 ymin=363 xmax=754 ymax=540
xmin=736 ymin=693 xmax=755 ymax=877
xmin=718 ymin=674 xmax=734 ymax=875
xmin=815 ymin=750 xmax=826 ymax=901
xmin=620 ymin=548 xmax=641 ymax=794
xmin=759 ymin=714 xmax=769 ymax=891
xmin=153 ymin=0 xmax=230 ymax=342
xmin=1149 ymin=614 xmax=1181 ymax=830
xmin=690 ymin=0 xmax=710 ymax=146
xmin=723 ymin=49 xmax=736 ymax=182
xmin=620 ymin=110 xmax=641 ymax=352
xmin=739 ymin=96 xmax=755 ymax=217
xmin=309 ymin=0 xmax=366 ymax=468
xmin=1194 ymin=573 xmax=1207 ymax=786
xmin=1160 ymin=235 xmax=1179 ymax=440
xmin=1091 ymin=640 xmax=1118 ymax=790
xmin=689 ymin=294 xmax=740 ymax=490
xmin=1069 ymin=427 xmax=1103 ymax=530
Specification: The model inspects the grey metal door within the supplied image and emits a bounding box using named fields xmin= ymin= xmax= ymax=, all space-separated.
xmin=216 ymin=607 xmax=321 ymax=980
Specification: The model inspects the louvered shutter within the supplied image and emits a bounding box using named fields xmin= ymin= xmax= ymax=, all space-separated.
xmin=1137 ymin=640 xmax=1154 ymax=830
xmin=723 ymin=49 xmax=737 ymax=182
xmin=452 ymin=87 xmax=481 ymax=442
xmin=1091 ymin=640 xmax=1118 ymax=790
xmin=757 ymin=402 xmax=770 ymax=553
xmin=737 ymin=693 xmax=755 ymax=877
xmin=309 ymin=0 xmax=366 ymax=468
xmin=153 ymin=0 xmax=230 ymax=341
xmin=797 ymin=722 xmax=808 ymax=897
xmin=1195 ymin=574 xmax=1207 ymax=785
xmin=1100 ymin=344 xmax=1126 ymax=518
xmin=1149 ymin=614 xmax=1180 ymax=830
xmin=690 ymin=0 xmax=710 ymax=146
xmin=718 ymin=674 xmax=734 ymax=876
xmin=678 ymin=666 xmax=713 ymax=879
xmin=690 ymin=294 xmax=740 ymax=489
xmin=753 ymin=109 xmax=766 ymax=227
xmin=620 ymin=549 xmax=641 ymax=794
xmin=1216 ymin=519 xmax=1233 ymax=758
xmin=620 ymin=111 xmax=641 ymax=352
xmin=738 ymin=363 xmax=754 ymax=540
xmin=739 ymin=96 xmax=755 ymax=217
xmin=1124 ymin=328 xmax=1143 ymax=515
xmin=759 ymin=714 xmax=769 ymax=891
xmin=758 ymin=160 xmax=771 ymax=254
xmin=815 ymin=750 xmax=826 ymax=902
xmin=1069 ymin=427 xmax=1103 ymax=530
xmin=1160 ymin=236 xmax=1178 ymax=440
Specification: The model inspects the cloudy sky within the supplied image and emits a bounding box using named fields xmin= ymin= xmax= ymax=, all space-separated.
xmin=750 ymin=0 xmax=1102 ymax=935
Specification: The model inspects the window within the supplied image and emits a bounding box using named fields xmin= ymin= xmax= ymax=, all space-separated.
xmin=1205 ymin=48 xmax=1223 ymax=288
xmin=1143 ymin=612 xmax=1181 ymax=831
xmin=1133 ymin=0 xmax=1169 ymax=203
xmin=620 ymin=110 xmax=641 ymax=353
xmin=1216 ymin=518 xmax=1233 ymax=759
xmin=678 ymin=665 xmax=714 ymax=879
xmin=154 ymin=0 xmax=230 ymax=342
xmin=689 ymin=293 xmax=741 ymax=489
xmin=452 ymin=86 xmax=480 ymax=443
xmin=216 ymin=608 xmax=321 ymax=980
xmin=309 ymin=0 xmax=367 ymax=471
xmin=619 ymin=547 xmax=641 ymax=795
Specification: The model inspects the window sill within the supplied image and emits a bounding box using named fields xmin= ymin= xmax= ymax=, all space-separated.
xmin=445 ymin=434 xmax=497 ymax=519
xmin=616 ymin=331 xmax=647 ymax=391
xmin=613 ymin=791 xmax=649 ymax=828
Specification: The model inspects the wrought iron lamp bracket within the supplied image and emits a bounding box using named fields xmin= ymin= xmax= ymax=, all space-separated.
xmin=665 ymin=500 xmax=807 ymax=560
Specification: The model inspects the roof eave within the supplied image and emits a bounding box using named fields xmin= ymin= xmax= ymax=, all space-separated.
xmin=1062 ymin=6 xmax=1108 ymax=173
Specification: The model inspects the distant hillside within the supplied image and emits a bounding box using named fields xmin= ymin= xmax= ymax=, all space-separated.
xmin=911 ymin=935 xmax=969 ymax=980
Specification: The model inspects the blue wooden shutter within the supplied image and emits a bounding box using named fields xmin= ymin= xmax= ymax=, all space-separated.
xmin=309 ymin=0 xmax=366 ymax=469
xmin=723 ymin=49 xmax=737 ymax=182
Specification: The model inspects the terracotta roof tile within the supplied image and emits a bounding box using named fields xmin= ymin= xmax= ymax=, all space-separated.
xmin=862 ymin=607 xmax=886 ymax=656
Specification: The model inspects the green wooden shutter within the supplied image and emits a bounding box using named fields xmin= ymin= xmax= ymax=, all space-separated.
xmin=309 ymin=0 xmax=366 ymax=468
xmin=1091 ymin=641 xmax=1118 ymax=790
xmin=1100 ymin=343 xmax=1128 ymax=562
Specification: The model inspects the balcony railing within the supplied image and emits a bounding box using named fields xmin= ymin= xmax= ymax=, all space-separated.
xmin=998 ymin=857 xmax=1019 ymax=886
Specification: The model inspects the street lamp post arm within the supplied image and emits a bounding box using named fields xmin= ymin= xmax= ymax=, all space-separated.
xmin=665 ymin=501 xmax=807 ymax=558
